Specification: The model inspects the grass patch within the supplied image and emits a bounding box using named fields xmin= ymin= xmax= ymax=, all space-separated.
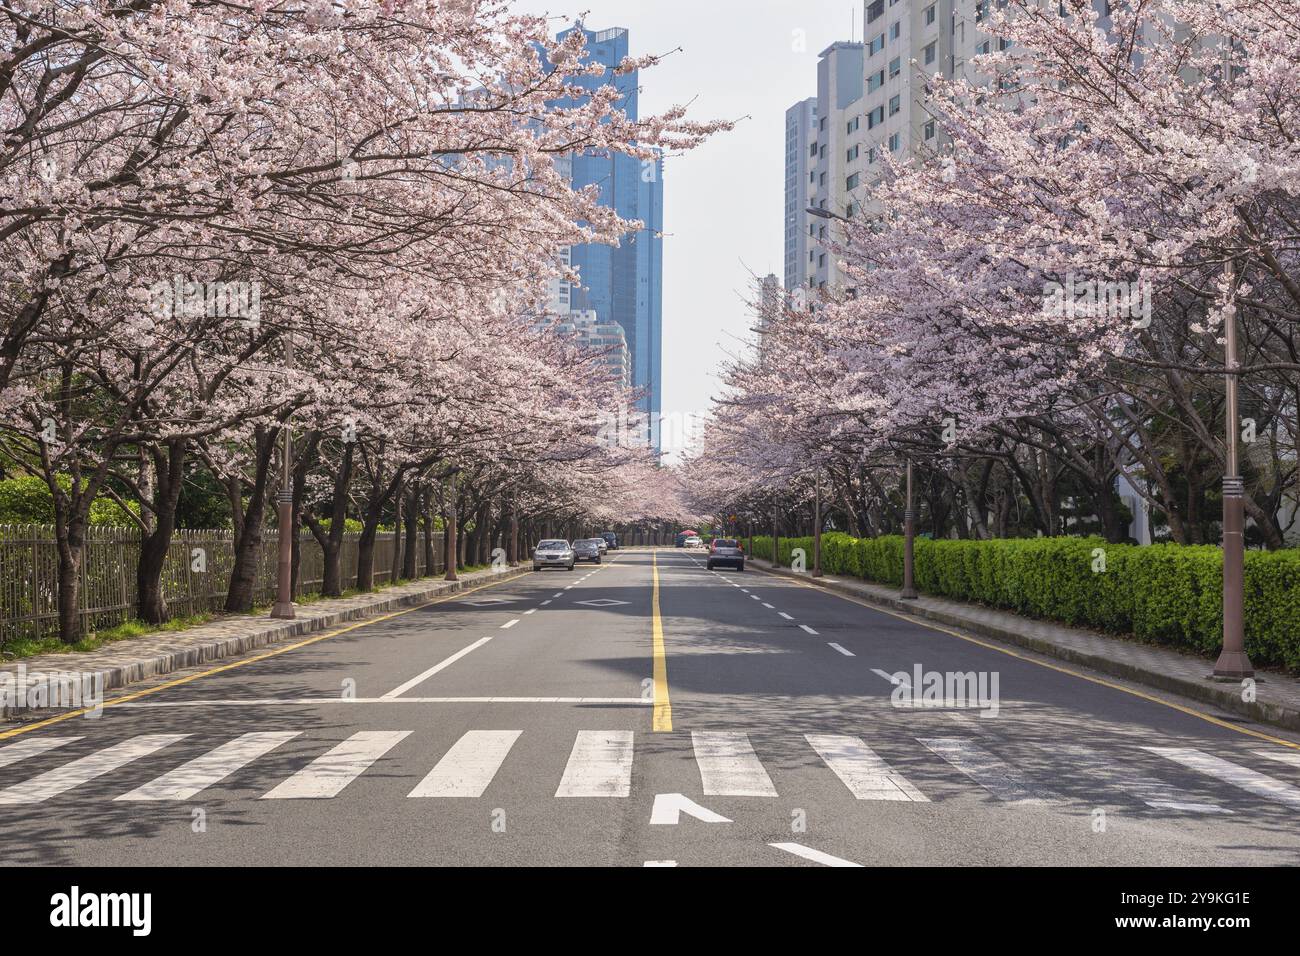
xmin=1 ymin=613 xmax=215 ymax=661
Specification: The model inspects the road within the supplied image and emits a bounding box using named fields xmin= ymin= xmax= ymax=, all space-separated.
xmin=3 ymin=547 xmax=1300 ymax=867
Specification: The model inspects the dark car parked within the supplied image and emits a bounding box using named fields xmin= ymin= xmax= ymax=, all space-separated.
xmin=573 ymin=539 xmax=603 ymax=564
xmin=705 ymin=538 xmax=745 ymax=572
xmin=600 ymin=532 xmax=619 ymax=550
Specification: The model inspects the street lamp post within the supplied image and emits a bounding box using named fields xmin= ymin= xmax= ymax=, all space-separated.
xmin=271 ymin=334 xmax=296 ymax=620
xmin=901 ymin=458 xmax=918 ymax=600
xmin=812 ymin=474 xmax=823 ymax=578
xmin=1214 ymin=257 xmax=1253 ymax=679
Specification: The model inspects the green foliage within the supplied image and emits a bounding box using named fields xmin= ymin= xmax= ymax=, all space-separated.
xmin=0 ymin=475 xmax=140 ymax=526
xmin=750 ymin=532 xmax=1300 ymax=671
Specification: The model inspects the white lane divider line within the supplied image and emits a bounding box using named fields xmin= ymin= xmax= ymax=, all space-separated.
xmin=762 ymin=602 xmax=774 ymax=609
xmin=769 ymin=842 xmax=862 ymax=867
xmin=750 ymin=594 xmax=760 ymax=601
xmin=500 ymin=618 xmax=519 ymax=629
xmin=524 ymin=609 xmax=536 ymax=615
xmin=116 ymin=731 xmax=301 ymax=802
xmin=380 ymin=636 xmax=494 ymax=698
xmin=0 ymin=735 xmax=83 ymax=770
xmin=799 ymin=624 xmax=819 ymax=635
xmin=806 ymin=734 xmax=928 ymax=801
xmin=409 ymin=730 xmax=521 ymax=798
xmin=827 ymin=642 xmax=854 ymax=657
xmin=553 ymin=593 xmax=563 ymax=598
xmin=778 ymin=612 xmax=793 ymax=620
xmin=555 ymin=730 xmax=635 ymax=797
xmin=919 ymin=738 xmax=1057 ymax=804
xmin=872 ymin=668 xmax=907 ymax=686
xmin=0 ymin=734 xmax=188 ymax=805
xmin=691 ymin=731 xmax=777 ymax=797
xmin=541 ymin=600 xmax=551 ymax=606
xmin=1146 ymin=747 xmax=1300 ymax=809
xmin=262 ymin=731 xmax=411 ymax=800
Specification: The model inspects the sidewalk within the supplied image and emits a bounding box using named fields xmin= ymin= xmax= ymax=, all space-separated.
xmin=759 ymin=562 xmax=1300 ymax=732
xmin=0 ymin=564 xmax=529 ymax=718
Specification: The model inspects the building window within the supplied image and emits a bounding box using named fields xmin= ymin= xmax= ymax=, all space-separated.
xmin=866 ymin=105 xmax=885 ymax=129
xmin=866 ymin=0 xmax=884 ymax=24
xmin=890 ymin=21 xmax=900 ymax=41
xmin=846 ymin=173 xmax=860 ymax=190
xmin=820 ymin=144 xmax=827 ymax=158
xmin=819 ymin=253 xmax=827 ymax=268
xmin=846 ymin=116 xmax=860 ymax=134
xmin=847 ymin=144 xmax=859 ymax=161
xmin=869 ymin=32 xmax=885 ymax=56
xmin=923 ymin=41 xmax=936 ymax=66
xmin=924 ymin=119 xmax=935 ymax=140
xmin=889 ymin=94 xmax=901 ymax=116
xmin=868 ymin=146 xmax=878 ymax=164
xmin=924 ymin=4 xmax=936 ymax=26
xmin=867 ymin=69 xmax=885 ymax=92
xmin=888 ymin=132 xmax=901 ymax=151
xmin=975 ymin=40 xmax=991 ymax=55
xmin=889 ymin=55 xmax=901 ymax=79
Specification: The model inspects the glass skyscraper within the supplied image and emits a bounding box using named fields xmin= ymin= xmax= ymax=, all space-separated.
xmin=553 ymin=24 xmax=664 ymax=451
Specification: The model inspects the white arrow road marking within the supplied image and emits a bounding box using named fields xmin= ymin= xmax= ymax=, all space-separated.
xmin=380 ymin=636 xmax=494 ymax=698
xmin=575 ymin=599 xmax=631 ymax=607
xmin=649 ymin=793 xmax=732 ymax=825
xmin=769 ymin=842 xmax=862 ymax=867
xmin=117 ymin=731 xmax=301 ymax=801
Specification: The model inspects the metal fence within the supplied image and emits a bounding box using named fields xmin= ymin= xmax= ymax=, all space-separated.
xmin=0 ymin=525 xmax=445 ymax=644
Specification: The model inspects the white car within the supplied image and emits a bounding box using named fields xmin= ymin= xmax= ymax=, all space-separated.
xmin=532 ymin=539 xmax=576 ymax=571
xmin=683 ymin=535 xmax=703 ymax=548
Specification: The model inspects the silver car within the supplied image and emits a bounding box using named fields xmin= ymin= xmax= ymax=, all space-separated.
xmin=533 ymin=539 xmax=575 ymax=571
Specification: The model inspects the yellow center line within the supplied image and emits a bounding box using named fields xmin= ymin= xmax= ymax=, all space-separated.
xmin=0 ymin=571 xmax=529 ymax=742
xmin=757 ymin=566 xmax=1300 ymax=751
xmin=651 ymin=548 xmax=672 ymax=732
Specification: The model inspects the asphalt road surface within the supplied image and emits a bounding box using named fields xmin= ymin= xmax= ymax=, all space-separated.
xmin=3 ymin=547 xmax=1300 ymax=867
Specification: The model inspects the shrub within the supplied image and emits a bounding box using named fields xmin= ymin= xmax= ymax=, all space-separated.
xmin=748 ymin=533 xmax=1300 ymax=671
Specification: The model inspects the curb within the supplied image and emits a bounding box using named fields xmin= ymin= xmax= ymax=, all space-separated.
xmin=1 ymin=565 xmax=531 ymax=717
xmin=758 ymin=563 xmax=1300 ymax=733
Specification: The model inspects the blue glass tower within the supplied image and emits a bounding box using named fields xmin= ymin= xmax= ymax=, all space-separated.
xmin=554 ymin=24 xmax=664 ymax=450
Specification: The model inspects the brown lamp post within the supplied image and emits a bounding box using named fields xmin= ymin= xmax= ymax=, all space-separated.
xmin=271 ymin=334 xmax=296 ymax=620
xmin=1213 ymin=258 xmax=1253 ymax=679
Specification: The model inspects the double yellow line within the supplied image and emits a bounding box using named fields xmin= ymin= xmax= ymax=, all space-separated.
xmin=651 ymin=549 xmax=672 ymax=732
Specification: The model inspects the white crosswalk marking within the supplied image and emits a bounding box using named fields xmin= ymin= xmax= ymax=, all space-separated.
xmin=261 ymin=731 xmax=410 ymax=800
xmin=408 ymin=730 xmax=521 ymax=798
xmin=692 ymin=731 xmax=777 ymax=796
xmin=1053 ymin=743 xmax=1228 ymax=813
xmin=806 ymin=734 xmax=928 ymax=801
xmin=555 ymin=731 xmax=634 ymax=797
xmin=0 ymin=736 xmax=82 ymax=770
xmin=1145 ymin=747 xmax=1300 ymax=810
xmin=1253 ymin=749 xmax=1300 ymax=771
xmin=0 ymin=734 xmax=187 ymax=805
xmin=919 ymin=738 xmax=1055 ymax=803
xmin=116 ymin=732 xmax=301 ymax=802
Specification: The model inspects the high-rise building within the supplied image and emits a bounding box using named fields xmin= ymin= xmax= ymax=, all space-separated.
xmin=553 ymin=24 xmax=664 ymax=450
xmin=783 ymin=97 xmax=817 ymax=294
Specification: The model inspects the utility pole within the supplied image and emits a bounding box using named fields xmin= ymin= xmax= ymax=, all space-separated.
xmin=813 ymin=474 xmax=823 ymax=578
xmin=271 ymin=333 xmax=296 ymax=620
xmin=1214 ymin=255 xmax=1253 ymax=679
xmin=901 ymin=458 xmax=918 ymax=599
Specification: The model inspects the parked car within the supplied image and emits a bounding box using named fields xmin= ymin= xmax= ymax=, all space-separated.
xmin=573 ymin=539 xmax=603 ymax=564
xmin=600 ymin=532 xmax=619 ymax=550
xmin=683 ymin=535 xmax=703 ymax=549
xmin=595 ymin=537 xmax=609 ymax=553
xmin=706 ymin=538 xmax=745 ymax=571
xmin=532 ymin=539 xmax=575 ymax=571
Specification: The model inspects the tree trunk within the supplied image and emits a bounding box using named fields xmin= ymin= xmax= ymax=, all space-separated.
xmin=403 ymin=486 xmax=419 ymax=579
xmin=136 ymin=439 xmax=186 ymax=624
xmin=224 ymin=427 xmax=277 ymax=612
xmin=443 ymin=476 xmax=459 ymax=581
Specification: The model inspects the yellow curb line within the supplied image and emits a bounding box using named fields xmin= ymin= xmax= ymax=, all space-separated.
xmin=651 ymin=548 xmax=672 ymax=732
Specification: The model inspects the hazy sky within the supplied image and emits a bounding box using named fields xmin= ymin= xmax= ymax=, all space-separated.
xmin=513 ymin=1 xmax=859 ymax=458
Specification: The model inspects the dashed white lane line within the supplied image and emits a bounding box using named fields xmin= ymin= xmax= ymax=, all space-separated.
xmin=799 ymin=625 xmax=819 ymax=635
xmin=827 ymin=642 xmax=854 ymax=657
xmin=750 ymin=595 xmax=760 ymax=601
xmin=541 ymin=600 xmax=551 ymax=606
xmin=778 ymin=612 xmax=793 ymax=620
xmin=768 ymin=842 xmax=862 ymax=867
xmin=381 ymin=636 xmax=494 ymax=698
xmin=872 ymin=668 xmax=907 ymax=686
xmin=523 ymin=609 xmax=537 ymax=615
xmin=500 ymin=618 xmax=520 ymax=629
xmin=553 ymin=593 xmax=563 ymax=598
xmin=762 ymin=602 xmax=774 ymax=609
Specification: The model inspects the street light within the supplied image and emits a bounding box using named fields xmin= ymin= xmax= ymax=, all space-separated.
xmin=1213 ymin=257 xmax=1253 ymax=679
xmin=806 ymin=206 xmax=848 ymax=221
xmin=901 ymin=458 xmax=918 ymax=600
xmin=271 ymin=332 xmax=296 ymax=620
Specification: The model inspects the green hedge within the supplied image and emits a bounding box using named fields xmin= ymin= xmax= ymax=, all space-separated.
xmin=748 ymin=532 xmax=1300 ymax=671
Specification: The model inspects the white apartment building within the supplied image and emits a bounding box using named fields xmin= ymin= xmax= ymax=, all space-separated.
xmin=548 ymin=308 xmax=633 ymax=389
